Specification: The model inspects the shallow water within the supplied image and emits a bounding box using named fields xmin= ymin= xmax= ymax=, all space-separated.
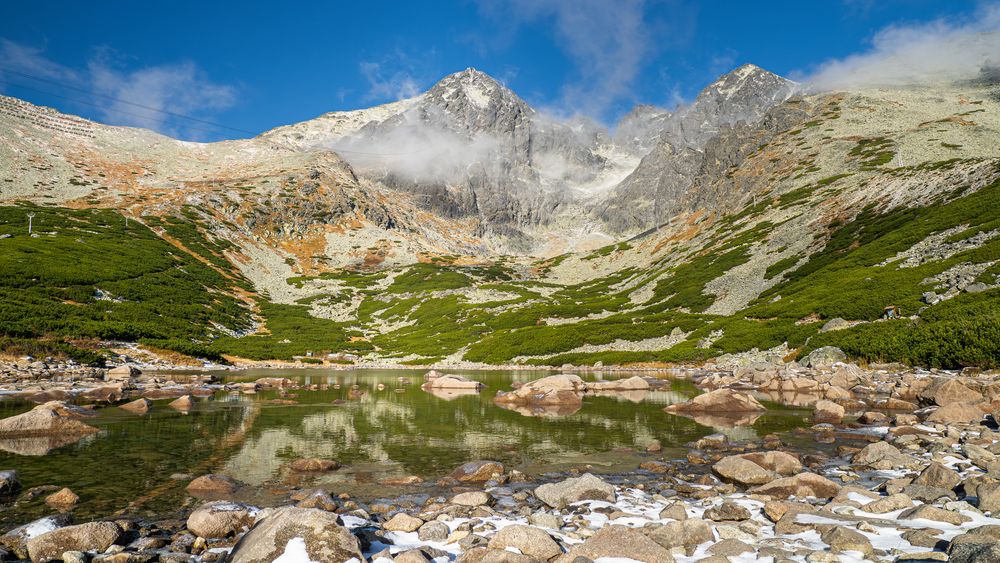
xmin=0 ymin=369 xmax=810 ymax=527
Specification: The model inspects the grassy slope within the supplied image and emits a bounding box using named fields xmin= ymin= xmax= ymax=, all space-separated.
xmin=0 ymin=204 xmax=251 ymax=362
xmin=2 ymin=165 xmax=998 ymax=369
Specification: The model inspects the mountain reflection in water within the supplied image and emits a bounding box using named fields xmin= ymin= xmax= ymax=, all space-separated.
xmin=0 ymin=369 xmax=808 ymax=526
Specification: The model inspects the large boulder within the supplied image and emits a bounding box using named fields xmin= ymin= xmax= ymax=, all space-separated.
xmin=486 ymin=525 xmax=561 ymax=560
xmin=449 ymin=460 xmax=504 ymax=483
xmin=26 ymin=522 xmax=122 ymax=563
xmin=105 ymin=365 xmax=140 ymax=381
xmin=813 ymin=400 xmax=845 ymax=422
xmin=384 ymin=513 xmax=423 ymax=532
xmin=534 ymin=473 xmax=615 ymax=509
xmin=664 ymin=388 xmax=765 ymax=413
xmin=646 ymin=518 xmax=714 ymax=550
xmin=924 ymin=402 xmax=985 ymax=425
xmin=493 ymin=374 xmax=586 ymax=406
xmin=228 ymin=507 xmax=363 ymax=563
xmin=738 ymin=451 xmax=802 ymax=475
xmin=712 ymin=456 xmax=776 ymax=486
xmin=805 ymin=347 xmax=847 ymax=368
xmin=186 ymin=501 xmax=257 ymax=539
xmin=912 ymin=462 xmax=961 ymax=491
xmin=0 ymin=402 xmax=98 ymax=437
xmin=930 ymin=379 xmax=983 ymax=407
xmin=557 ymin=525 xmax=673 ymax=563
xmin=749 ymin=472 xmax=842 ymax=499
xmin=421 ymin=375 xmax=483 ymax=390
xmin=852 ymin=441 xmax=923 ymax=470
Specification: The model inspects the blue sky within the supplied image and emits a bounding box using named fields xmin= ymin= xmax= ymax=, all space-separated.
xmin=0 ymin=1 xmax=993 ymax=140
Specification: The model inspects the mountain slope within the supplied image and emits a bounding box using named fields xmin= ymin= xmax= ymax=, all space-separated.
xmin=1 ymin=67 xmax=999 ymax=368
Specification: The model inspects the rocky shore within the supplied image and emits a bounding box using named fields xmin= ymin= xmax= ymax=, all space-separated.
xmin=0 ymin=349 xmax=999 ymax=561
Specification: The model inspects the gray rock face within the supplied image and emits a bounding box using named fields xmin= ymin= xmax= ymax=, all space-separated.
xmin=613 ymin=104 xmax=672 ymax=156
xmin=228 ymin=507 xmax=363 ymax=563
xmin=597 ymin=64 xmax=799 ymax=232
xmin=263 ymin=64 xmax=800 ymax=246
xmin=667 ymin=64 xmax=797 ymax=149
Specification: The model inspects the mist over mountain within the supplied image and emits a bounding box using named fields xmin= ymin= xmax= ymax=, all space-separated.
xmin=260 ymin=64 xmax=797 ymax=250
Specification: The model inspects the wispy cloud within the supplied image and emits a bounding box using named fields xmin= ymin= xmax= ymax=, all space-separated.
xmin=796 ymin=4 xmax=1000 ymax=91
xmin=0 ymin=39 xmax=237 ymax=140
xmin=359 ymin=60 xmax=421 ymax=102
xmin=357 ymin=48 xmax=439 ymax=103
xmin=476 ymin=0 xmax=661 ymax=121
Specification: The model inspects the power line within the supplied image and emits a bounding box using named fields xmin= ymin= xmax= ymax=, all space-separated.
xmin=0 ymin=64 xmax=255 ymax=135
xmin=0 ymin=78 xmax=245 ymax=138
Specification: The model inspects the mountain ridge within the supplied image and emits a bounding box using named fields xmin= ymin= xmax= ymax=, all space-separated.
xmin=2 ymin=65 xmax=999 ymax=369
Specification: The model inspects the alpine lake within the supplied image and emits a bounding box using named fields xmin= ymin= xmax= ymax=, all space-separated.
xmin=0 ymin=369 xmax=813 ymax=527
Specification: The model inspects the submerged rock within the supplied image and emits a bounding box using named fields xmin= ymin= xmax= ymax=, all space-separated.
xmin=185 ymin=474 xmax=243 ymax=498
xmin=228 ymin=507 xmax=362 ymax=563
xmin=43 ymin=488 xmax=78 ymax=510
xmin=449 ymin=460 xmax=504 ymax=483
xmin=288 ymin=458 xmax=339 ymax=472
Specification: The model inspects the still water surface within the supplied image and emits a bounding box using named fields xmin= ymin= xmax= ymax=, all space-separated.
xmin=0 ymin=369 xmax=809 ymax=526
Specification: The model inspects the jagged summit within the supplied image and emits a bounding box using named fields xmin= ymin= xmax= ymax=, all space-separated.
xmin=702 ymin=63 xmax=797 ymax=103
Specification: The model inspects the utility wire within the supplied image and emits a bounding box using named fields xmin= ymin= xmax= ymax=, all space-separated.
xmin=0 ymin=64 xmax=255 ymax=135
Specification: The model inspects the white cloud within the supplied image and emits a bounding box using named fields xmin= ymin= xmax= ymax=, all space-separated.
xmin=0 ymin=39 xmax=236 ymax=140
xmin=0 ymin=39 xmax=78 ymax=82
xmin=359 ymin=60 xmax=422 ymax=102
xmin=477 ymin=0 xmax=655 ymax=120
xmin=88 ymin=55 xmax=235 ymax=136
xmin=797 ymin=4 xmax=1000 ymax=91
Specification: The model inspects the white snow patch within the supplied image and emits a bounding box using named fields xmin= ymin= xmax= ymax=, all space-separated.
xmin=272 ymin=537 xmax=318 ymax=563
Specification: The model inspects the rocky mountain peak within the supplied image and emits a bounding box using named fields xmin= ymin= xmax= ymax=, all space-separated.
xmin=422 ymin=68 xmax=533 ymax=134
xmin=701 ymin=63 xmax=796 ymax=104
